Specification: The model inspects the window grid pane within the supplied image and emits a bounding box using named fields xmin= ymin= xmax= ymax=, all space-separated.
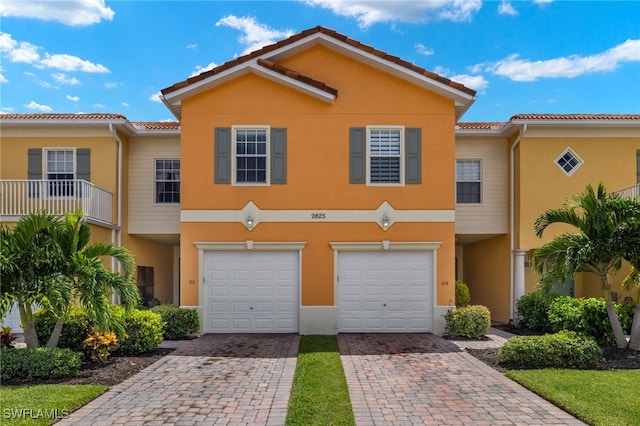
xmin=46 ymin=149 xmax=75 ymax=197
xmin=155 ymin=159 xmax=180 ymax=203
xmin=369 ymin=129 xmax=401 ymax=183
xmin=456 ymin=160 xmax=481 ymax=203
xmin=235 ymin=129 xmax=267 ymax=183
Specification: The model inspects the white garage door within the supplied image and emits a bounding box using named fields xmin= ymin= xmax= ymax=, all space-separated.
xmin=338 ymin=251 xmax=434 ymax=332
xmin=203 ymin=251 xmax=299 ymax=333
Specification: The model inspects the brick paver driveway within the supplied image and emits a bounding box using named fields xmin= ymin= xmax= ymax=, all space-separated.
xmin=59 ymin=334 xmax=299 ymax=426
xmin=339 ymin=333 xmax=584 ymax=425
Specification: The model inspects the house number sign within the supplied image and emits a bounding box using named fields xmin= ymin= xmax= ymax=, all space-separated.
xmin=311 ymin=212 xmax=326 ymax=220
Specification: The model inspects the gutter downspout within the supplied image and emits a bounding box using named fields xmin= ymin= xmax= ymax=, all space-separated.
xmin=509 ymin=123 xmax=527 ymax=320
xmin=109 ymin=123 xmax=123 ymax=304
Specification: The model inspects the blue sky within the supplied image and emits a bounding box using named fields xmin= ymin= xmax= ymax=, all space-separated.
xmin=1 ymin=0 xmax=639 ymax=122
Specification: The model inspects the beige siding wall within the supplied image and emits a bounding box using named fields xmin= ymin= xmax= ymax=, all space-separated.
xmin=455 ymin=136 xmax=508 ymax=234
xmin=128 ymin=135 xmax=180 ymax=234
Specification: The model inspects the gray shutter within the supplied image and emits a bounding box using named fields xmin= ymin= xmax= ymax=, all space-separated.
xmin=270 ymin=128 xmax=287 ymax=184
xmin=350 ymin=127 xmax=366 ymax=184
xmin=76 ymin=148 xmax=90 ymax=197
xmin=637 ymin=150 xmax=640 ymax=184
xmin=405 ymin=128 xmax=422 ymax=184
xmin=214 ymin=127 xmax=231 ymax=184
xmin=28 ymin=148 xmax=42 ymax=197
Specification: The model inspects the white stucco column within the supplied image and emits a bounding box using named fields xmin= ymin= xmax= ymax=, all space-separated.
xmin=513 ymin=249 xmax=528 ymax=316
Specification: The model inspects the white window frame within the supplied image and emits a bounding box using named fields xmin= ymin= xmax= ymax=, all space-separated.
xmin=366 ymin=125 xmax=404 ymax=186
xmin=555 ymin=147 xmax=583 ymax=177
xmin=154 ymin=158 xmax=181 ymax=204
xmin=43 ymin=147 xmax=76 ymax=199
xmin=232 ymin=125 xmax=270 ymax=186
xmin=455 ymin=159 xmax=483 ymax=204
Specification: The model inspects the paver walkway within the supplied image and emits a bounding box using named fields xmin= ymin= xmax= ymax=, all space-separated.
xmin=58 ymin=334 xmax=300 ymax=426
xmin=339 ymin=332 xmax=585 ymax=425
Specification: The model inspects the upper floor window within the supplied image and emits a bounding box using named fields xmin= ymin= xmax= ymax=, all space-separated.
xmin=234 ymin=127 xmax=269 ymax=185
xmin=555 ymin=147 xmax=583 ymax=176
xmin=367 ymin=126 xmax=403 ymax=185
xmin=45 ymin=148 xmax=75 ymax=198
xmin=155 ymin=159 xmax=180 ymax=203
xmin=456 ymin=159 xmax=481 ymax=204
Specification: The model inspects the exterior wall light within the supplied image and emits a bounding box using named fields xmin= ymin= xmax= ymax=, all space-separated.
xmin=382 ymin=213 xmax=390 ymax=230
xmin=246 ymin=213 xmax=254 ymax=229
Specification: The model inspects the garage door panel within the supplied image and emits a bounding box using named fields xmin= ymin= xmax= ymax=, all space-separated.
xmin=338 ymin=251 xmax=434 ymax=333
xmin=204 ymin=251 xmax=299 ymax=333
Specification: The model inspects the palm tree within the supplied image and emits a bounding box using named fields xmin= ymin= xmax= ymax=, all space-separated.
xmin=0 ymin=212 xmax=67 ymax=348
xmin=44 ymin=210 xmax=140 ymax=348
xmin=533 ymin=183 xmax=639 ymax=349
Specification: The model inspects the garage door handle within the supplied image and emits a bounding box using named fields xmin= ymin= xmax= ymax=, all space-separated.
xmin=383 ymin=303 xmax=387 ymax=307
xmin=250 ymin=307 xmax=254 ymax=310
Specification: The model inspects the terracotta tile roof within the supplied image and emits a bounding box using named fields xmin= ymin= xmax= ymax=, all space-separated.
xmin=0 ymin=113 xmax=127 ymax=120
xmin=457 ymin=122 xmax=506 ymax=130
xmin=161 ymin=26 xmax=476 ymax=97
xmin=511 ymin=113 xmax=640 ymax=121
xmin=131 ymin=121 xmax=180 ymax=130
xmin=256 ymin=58 xmax=338 ymax=96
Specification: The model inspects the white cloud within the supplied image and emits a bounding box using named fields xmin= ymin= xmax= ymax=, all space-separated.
xmin=39 ymin=54 xmax=109 ymax=73
xmin=52 ymin=73 xmax=80 ymax=85
xmin=498 ymin=1 xmax=518 ymax=16
xmin=415 ymin=43 xmax=435 ymax=56
xmin=450 ymin=74 xmax=489 ymax=91
xmin=66 ymin=95 xmax=80 ymax=102
xmin=216 ymin=16 xmax=295 ymax=55
xmin=92 ymin=103 xmax=105 ymax=109
xmin=0 ymin=73 xmax=7 ymax=83
xmin=0 ymin=0 xmax=114 ymax=26
xmin=533 ymin=0 xmax=554 ymax=4
xmin=149 ymin=92 xmax=162 ymax=103
xmin=25 ymin=100 xmax=52 ymax=112
xmin=483 ymin=39 xmax=640 ymax=81
xmin=104 ymin=82 xmax=123 ymax=89
xmin=304 ymin=0 xmax=482 ymax=28
xmin=121 ymin=102 xmax=129 ymax=107
xmin=186 ymin=44 xmax=198 ymax=50
xmin=0 ymin=32 xmax=39 ymax=63
xmin=190 ymin=62 xmax=217 ymax=77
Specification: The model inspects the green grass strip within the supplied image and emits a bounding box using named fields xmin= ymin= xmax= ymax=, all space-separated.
xmin=507 ymin=369 xmax=640 ymax=426
xmin=0 ymin=384 xmax=107 ymax=425
xmin=286 ymin=335 xmax=355 ymax=426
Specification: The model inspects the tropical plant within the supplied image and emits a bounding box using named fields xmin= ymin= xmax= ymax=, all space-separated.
xmin=533 ymin=183 xmax=640 ymax=349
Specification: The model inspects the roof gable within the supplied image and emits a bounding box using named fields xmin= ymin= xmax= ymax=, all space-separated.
xmin=161 ymin=26 xmax=476 ymax=119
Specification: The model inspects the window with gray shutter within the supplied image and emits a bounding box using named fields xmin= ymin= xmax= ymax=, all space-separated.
xmin=270 ymin=128 xmax=287 ymax=184
xmin=235 ymin=128 xmax=268 ymax=184
xmin=456 ymin=159 xmax=482 ymax=203
xmin=214 ymin=127 xmax=231 ymax=184
xmin=349 ymin=127 xmax=366 ymax=184
xmin=369 ymin=129 xmax=401 ymax=183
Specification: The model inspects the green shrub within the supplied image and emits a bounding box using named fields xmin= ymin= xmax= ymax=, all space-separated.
xmin=515 ymin=291 xmax=559 ymax=332
xmin=455 ymin=281 xmax=471 ymax=308
xmin=444 ymin=305 xmax=491 ymax=339
xmin=112 ymin=306 xmax=164 ymax=355
xmin=83 ymin=329 xmax=119 ymax=364
xmin=498 ymin=331 xmax=602 ymax=369
xmin=548 ymin=296 xmax=633 ymax=346
xmin=150 ymin=304 xmax=200 ymax=340
xmin=34 ymin=307 xmax=92 ymax=350
xmin=1 ymin=326 xmax=18 ymax=348
xmin=0 ymin=347 xmax=81 ymax=380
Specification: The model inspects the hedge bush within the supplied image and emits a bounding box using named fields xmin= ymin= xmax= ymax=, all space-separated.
xmin=455 ymin=281 xmax=471 ymax=308
xmin=150 ymin=304 xmax=199 ymax=340
xmin=0 ymin=347 xmax=81 ymax=380
xmin=515 ymin=291 xmax=560 ymax=333
xmin=498 ymin=330 xmax=602 ymax=369
xmin=548 ymin=296 xmax=633 ymax=346
xmin=112 ymin=306 xmax=164 ymax=355
xmin=34 ymin=307 xmax=92 ymax=351
xmin=444 ymin=305 xmax=491 ymax=339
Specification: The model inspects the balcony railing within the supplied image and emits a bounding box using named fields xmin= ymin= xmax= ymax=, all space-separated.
xmin=614 ymin=184 xmax=640 ymax=199
xmin=0 ymin=179 xmax=113 ymax=225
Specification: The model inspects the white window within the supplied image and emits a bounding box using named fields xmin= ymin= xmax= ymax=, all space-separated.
xmin=45 ymin=148 xmax=75 ymax=198
xmin=555 ymin=147 xmax=583 ymax=176
xmin=367 ymin=126 xmax=403 ymax=185
xmin=155 ymin=159 xmax=180 ymax=203
xmin=233 ymin=127 xmax=269 ymax=185
xmin=456 ymin=159 xmax=482 ymax=204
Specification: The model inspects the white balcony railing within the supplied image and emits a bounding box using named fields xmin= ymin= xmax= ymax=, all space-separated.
xmin=614 ymin=184 xmax=640 ymax=199
xmin=0 ymin=179 xmax=113 ymax=225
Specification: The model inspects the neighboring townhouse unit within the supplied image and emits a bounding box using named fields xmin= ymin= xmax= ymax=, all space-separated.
xmin=1 ymin=26 xmax=638 ymax=333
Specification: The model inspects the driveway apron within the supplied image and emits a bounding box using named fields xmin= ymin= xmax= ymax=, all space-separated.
xmin=339 ymin=333 xmax=585 ymax=425
xmin=59 ymin=334 xmax=300 ymax=426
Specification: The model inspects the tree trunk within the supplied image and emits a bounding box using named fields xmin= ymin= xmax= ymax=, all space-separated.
xmin=605 ymin=299 xmax=629 ymax=348
xmin=628 ymin=302 xmax=640 ymax=351
xmin=18 ymin=302 xmax=40 ymax=348
xmin=46 ymin=318 xmax=64 ymax=348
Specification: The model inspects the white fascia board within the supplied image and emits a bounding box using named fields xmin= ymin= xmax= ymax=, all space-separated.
xmin=509 ymin=118 xmax=640 ymax=128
